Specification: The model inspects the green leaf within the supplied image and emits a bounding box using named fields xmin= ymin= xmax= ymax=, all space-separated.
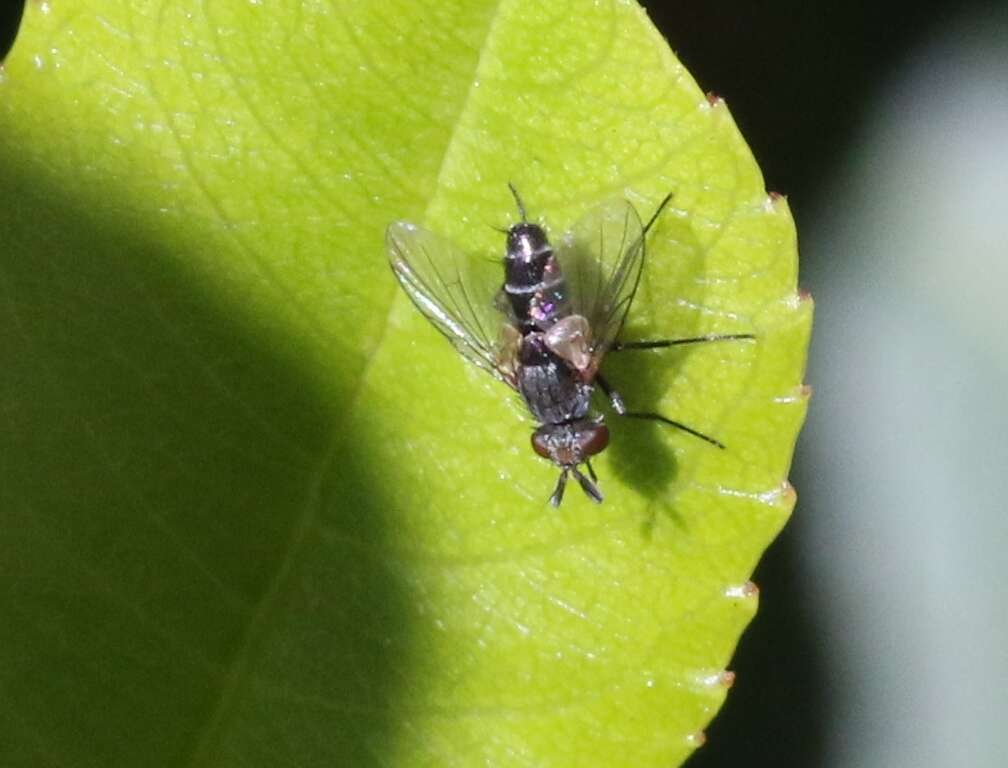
xmin=0 ymin=1 xmax=811 ymax=766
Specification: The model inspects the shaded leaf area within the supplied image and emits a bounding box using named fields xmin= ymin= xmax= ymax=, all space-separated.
xmin=0 ymin=2 xmax=810 ymax=766
xmin=0 ymin=158 xmax=412 ymax=767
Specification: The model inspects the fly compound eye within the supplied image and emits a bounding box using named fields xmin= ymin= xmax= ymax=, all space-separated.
xmin=531 ymin=428 xmax=552 ymax=459
xmin=575 ymin=423 xmax=610 ymax=458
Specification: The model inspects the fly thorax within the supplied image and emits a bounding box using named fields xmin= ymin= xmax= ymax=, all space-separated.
xmin=516 ymin=333 xmax=549 ymax=365
xmin=517 ymin=334 xmax=593 ymax=425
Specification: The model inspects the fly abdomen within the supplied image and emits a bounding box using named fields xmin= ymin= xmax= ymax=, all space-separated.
xmin=517 ymin=334 xmax=593 ymax=425
xmin=504 ymin=222 xmax=569 ymax=328
xmin=504 ymin=271 xmax=568 ymax=329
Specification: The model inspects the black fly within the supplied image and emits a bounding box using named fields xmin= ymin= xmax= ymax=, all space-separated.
xmin=386 ymin=186 xmax=753 ymax=506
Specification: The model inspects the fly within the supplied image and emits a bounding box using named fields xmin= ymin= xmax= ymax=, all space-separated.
xmin=386 ymin=185 xmax=753 ymax=506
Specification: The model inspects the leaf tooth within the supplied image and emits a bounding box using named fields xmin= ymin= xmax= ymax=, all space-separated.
xmin=686 ymin=730 xmax=707 ymax=748
xmin=724 ymin=580 xmax=760 ymax=600
xmin=773 ymin=383 xmax=813 ymax=403
xmin=709 ymin=480 xmax=796 ymax=511
xmin=693 ymin=669 xmax=736 ymax=690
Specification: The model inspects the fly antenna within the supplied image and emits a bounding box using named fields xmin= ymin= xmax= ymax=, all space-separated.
xmin=507 ymin=182 xmax=528 ymax=222
xmin=549 ymin=468 xmax=568 ymax=507
xmin=572 ymin=466 xmax=604 ymax=504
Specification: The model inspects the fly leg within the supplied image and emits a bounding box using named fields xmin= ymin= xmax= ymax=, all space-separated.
xmin=620 ymin=412 xmax=725 ymax=449
xmin=611 ymin=333 xmax=754 ymax=351
xmin=595 ymin=373 xmax=627 ymax=415
xmin=603 ymin=333 xmax=752 ymax=446
xmin=596 ymin=373 xmax=726 ymax=449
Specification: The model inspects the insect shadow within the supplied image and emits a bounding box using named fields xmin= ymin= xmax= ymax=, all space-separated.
xmin=595 ymin=207 xmax=714 ymax=531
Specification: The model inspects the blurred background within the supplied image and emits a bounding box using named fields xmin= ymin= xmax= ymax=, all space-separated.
xmin=2 ymin=2 xmax=1005 ymax=765
xmin=641 ymin=3 xmax=1008 ymax=767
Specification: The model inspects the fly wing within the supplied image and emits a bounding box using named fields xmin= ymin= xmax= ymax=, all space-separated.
xmin=386 ymin=221 xmax=514 ymax=385
xmin=554 ymin=199 xmax=646 ymax=363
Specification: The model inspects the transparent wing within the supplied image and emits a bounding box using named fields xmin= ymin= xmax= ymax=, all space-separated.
xmin=386 ymin=221 xmax=513 ymax=384
xmin=555 ymin=199 xmax=646 ymax=361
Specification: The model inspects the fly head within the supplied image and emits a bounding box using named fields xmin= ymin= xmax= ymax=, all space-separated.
xmin=531 ymin=419 xmax=610 ymax=506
